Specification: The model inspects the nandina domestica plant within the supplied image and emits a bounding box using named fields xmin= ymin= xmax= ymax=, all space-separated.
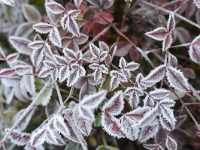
xmin=1 ymin=0 xmax=200 ymax=149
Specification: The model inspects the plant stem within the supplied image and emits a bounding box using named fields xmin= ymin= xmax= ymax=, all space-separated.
xmin=53 ymin=79 xmax=64 ymax=106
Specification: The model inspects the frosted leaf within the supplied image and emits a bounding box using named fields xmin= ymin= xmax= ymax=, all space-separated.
xmin=143 ymin=144 xmax=164 ymax=150
xmin=143 ymin=95 xmax=154 ymax=107
xmin=166 ymin=136 xmax=177 ymax=150
xmin=28 ymin=41 xmax=45 ymax=49
xmin=60 ymin=10 xmax=80 ymax=36
xmin=189 ymin=45 xmax=200 ymax=64
xmin=168 ymin=52 xmax=178 ymax=67
xmin=102 ymin=91 xmax=124 ymax=115
xmin=45 ymin=1 xmax=65 ymax=14
xmin=110 ymin=70 xmax=127 ymax=91
xmin=101 ymin=112 xmax=125 ymax=138
xmin=30 ymin=127 xmax=46 ymax=147
xmin=89 ymin=43 xmax=100 ymax=57
xmin=167 ymin=13 xmax=175 ymax=32
xmin=59 ymin=66 xmax=70 ymax=82
xmin=0 ymin=47 xmax=6 ymax=60
xmin=38 ymin=67 xmax=52 ymax=78
xmin=149 ymin=89 xmax=170 ymax=100
xmin=36 ymin=86 xmax=53 ymax=106
xmin=73 ymin=106 xmax=93 ymax=136
xmin=136 ymin=73 xmax=147 ymax=89
xmin=63 ymin=48 xmax=77 ymax=61
xmin=31 ymin=47 xmax=44 ymax=67
xmin=137 ymin=106 xmax=158 ymax=127
xmin=45 ymin=128 xmax=65 ymax=146
xmin=160 ymin=116 xmax=175 ymax=131
xmin=74 ymin=33 xmax=89 ymax=45
xmin=79 ymin=82 xmax=96 ymax=100
xmin=22 ymin=75 xmax=36 ymax=95
xmin=22 ymin=4 xmax=41 ymax=22
xmin=160 ymin=107 xmax=176 ymax=124
xmin=67 ymin=64 xmax=86 ymax=86
xmin=1 ymin=0 xmax=15 ymax=6
xmin=162 ymin=34 xmax=172 ymax=51
xmin=9 ymin=36 xmax=32 ymax=55
xmin=5 ymin=129 xmax=30 ymax=146
xmin=53 ymin=114 xmax=70 ymax=138
xmin=0 ymin=68 xmax=15 ymax=78
xmin=125 ymin=106 xmax=151 ymax=122
xmin=159 ymin=99 xmax=175 ymax=111
xmin=49 ymin=27 xmax=62 ymax=47
xmin=99 ymin=41 xmax=109 ymax=52
xmin=25 ymin=143 xmax=44 ymax=150
xmin=33 ymin=22 xmax=53 ymax=34
xmin=14 ymin=65 xmax=31 ymax=76
xmin=166 ymin=66 xmax=189 ymax=92
xmin=89 ymin=63 xmax=108 ymax=81
xmin=141 ymin=64 xmax=166 ymax=87
xmin=175 ymin=115 xmax=187 ymax=129
xmin=124 ymin=87 xmax=143 ymax=97
xmin=121 ymin=116 xmax=139 ymax=141
xmin=139 ymin=123 xmax=159 ymax=142
xmin=80 ymin=90 xmax=107 ymax=109
xmin=79 ymin=106 xmax=94 ymax=120
xmin=6 ymin=53 xmax=19 ymax=63
xmin=145 ymin=27 xmax=168 ymax=41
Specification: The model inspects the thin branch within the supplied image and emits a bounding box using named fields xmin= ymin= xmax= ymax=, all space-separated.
xmin=53 ymin=79 xmax=64 ymax=106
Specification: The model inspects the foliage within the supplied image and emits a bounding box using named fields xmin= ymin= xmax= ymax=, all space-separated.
xmin=1 ymin=0 xmax=200 ymax=150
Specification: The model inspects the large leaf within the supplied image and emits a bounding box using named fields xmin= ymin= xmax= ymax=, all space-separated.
xmin=22 ymin=4 xmax=41 ymax=22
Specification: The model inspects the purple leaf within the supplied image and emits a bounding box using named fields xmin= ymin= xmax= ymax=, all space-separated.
xmin=114 ymin=41 xmax=132 ymax=56
xmin=168 ymin=52 xmax=178 ymax=67
xmin=49 ymin=27 xmax=62 ymax=47
xmin=6 ymin=53 xmax=19 ymax=63
xmin=166 ymin=66 xmax=189 ymax=92
xmin=45 ymin=128 xmax=65 ymax=146
xmin=101 ymin=112 xmax=125 ymax=138
xmin=149 ymin=89 xmax=170 ymax=100
xmin=167 ymin=13 xmax=175 ymax=32
xmin=9 ymin=36 xmax=32 ymax=55
xmin=25 ymin=143 xmax=44 ymax=150
xmin=74 ymin=0 xmax=83 ymax=8
xmin=139 ymin=123 xmax=159 ymax=142
xmin=1 ymin=0 xmax=15 ymax=6
xmin=189 ymin=45 xmax=200 ymax=64
xmin=30 ymin=127 xmax=46 ymax=147
xmin=45 ymin=1 xmax=65 ymax=14
xmin=33 ymin=22 xmax=54 ymax=34
xmin=175 ymin=27 xmax=191 ymax=43
xmin=15 ymin=22 xmax=34 ymax=38
xmin=102 ymin=91 xmax=124 ymax=115
xmin=166 ymin=136 xmax=177 ymax=150
xmin=0 ymin=47 xmax=6 ymax=60
xmin=143 ymin=144 xmax=164 ymax=150
xmin=145 ymin=27 xmax=167 ymax=41
xmin=5 ymin=129 xmax=30 ymax=146
xmin=45 ymin=100 xmax=60 ymax=117
xmin=175 ymin=115 xmax=187 ymax=129
xmin=162 ymin=33 xmax=172 ymax=51
xmin=0 ymin=68 xmax=15 ymax=78
xmin=80 ymin=90 xmax=107 ymax=109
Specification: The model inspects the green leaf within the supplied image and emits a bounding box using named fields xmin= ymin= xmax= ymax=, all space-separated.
xmin=36 ymin=87 xmax=52 ymax=106
xmin=94 ymin=112 xmax=102 ymax=127
xmin=22 ymin=4 xmax=41 ymax=22
xmin=96 ymin=145 xmax=119 ymax=150
xmin=65 ymin=142 xmax=83 ymax=150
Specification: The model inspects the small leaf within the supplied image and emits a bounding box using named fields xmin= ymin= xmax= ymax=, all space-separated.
xmin=114 ymin=41 xmax=132 ymax=56
xmin=102 ymin=91 xmax=124 ymax=115
xmin=149 ymin=89 xmax=170 ymax=100
xmin=166 ymin=66 xmax=189 ymax=92
xmin=0 ymin=47 xmax=6 ymax=60
xmin=45 ymin=1 xmax=65 ymax=14
xmin=33 ymin=22 xmax=54 ymax=34
xmin=5 ymin=129 xmax=30 ymax=146
xmin=145 ymin=27 xmax=167 ymax=41
xmin=162 ymin=33 xmax=172 ymax=51
xmin=167 ymin=13 xmax=175 ymax=32
xmin=30 ymin=127 xmax=46 ymax=147
xmin=168 ymin=52 xmax=178 ymax=67
xmin=93 ymin=12 xmax=113 ymax=25
xmin=166 ymin=136 xmax=177 ymax=150
xmin=9 ymin=36 xmax=32 ymax=55
xmin=22 ymin=4 xmax=41 ymax=22
xmin=49 ymin=27 xmax=62 ymax=47
xmin=0 ymin=68 xmax=15 ymax=78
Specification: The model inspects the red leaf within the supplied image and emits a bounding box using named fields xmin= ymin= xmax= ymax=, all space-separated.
xmin=6 ymin=53 xmax=19 ymax=63
xmin=101 ymin=112 xmax=125 ymax=138
xmin=14 ymin=65 xmax=31 ymax=76
xmin=0 ymin=68 xmax=15 ymax=78
xmin=183 ymin=68 xmax=196 ymax=79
